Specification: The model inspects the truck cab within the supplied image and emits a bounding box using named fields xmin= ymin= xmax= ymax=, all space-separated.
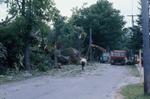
xmin=110 ymin=50 xmax=127 ymax=65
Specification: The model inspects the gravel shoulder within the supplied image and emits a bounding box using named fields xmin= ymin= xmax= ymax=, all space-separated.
xmin=0 ymin=63 xmax=140 ymax=99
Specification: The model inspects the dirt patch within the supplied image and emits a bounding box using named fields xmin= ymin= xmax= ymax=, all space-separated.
xmin=115 ymin=89 xmax=124 ymax=99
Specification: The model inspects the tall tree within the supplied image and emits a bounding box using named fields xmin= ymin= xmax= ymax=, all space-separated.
xmin=51 ymin=15 xmax=86 ymax=49
xmin=70 ymin=0 xmax=125 ymax=50
xmin=2 ymin=0 xmax=58 ymax=70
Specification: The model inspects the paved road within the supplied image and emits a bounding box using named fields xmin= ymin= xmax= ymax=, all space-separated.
xmin=0 ymin=64 xmax=139 ymax=99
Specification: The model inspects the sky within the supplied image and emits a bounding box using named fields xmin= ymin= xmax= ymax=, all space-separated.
xmin=54 ymin=0 xmax=139 ymax=27
xmin=0 ymin=0 xmax=139 ymax=27
xmin=0 ymin=3 xmax=7 ymax=21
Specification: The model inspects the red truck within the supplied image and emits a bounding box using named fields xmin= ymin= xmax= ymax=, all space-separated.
xmin=110 ymin=50 xmax=127 ymax=65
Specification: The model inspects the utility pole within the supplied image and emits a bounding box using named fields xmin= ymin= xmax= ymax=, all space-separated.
xmin=127 ymin=14 xmax=138 ymax=61
xmin=127 ymin=0 xmax=137 ymax=27
xmin=127 ymin=15 xmax=137 ymax=27
xmin=141 ymin=0 xmax=150 ymax=94
xmin=127 ymin=0 xmax=138 ymax=62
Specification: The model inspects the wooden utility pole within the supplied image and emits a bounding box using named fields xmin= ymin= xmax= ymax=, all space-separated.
xmin=141 ymin=0 xmax=150 ymax=94
xmin=127 ymin=0 xmax=138 ymax=27
xmin=127 ymin=14 xmax=138 ymax=61
xmin=127 ymin=15 xmax=137 ymax=27
xmin=127 ymin=1 xmax=138 ymax=61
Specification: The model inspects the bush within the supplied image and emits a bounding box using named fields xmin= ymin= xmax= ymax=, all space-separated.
xmin=37 ymin=64 xmax=48 ymax=72
xmin=0 ymin=20 xmax=24 ymax=69
xmin=0 ymin=43 xmax=7 ymax=63
xmin=30 ymin=49 xmax=50 ymax=71
xmin=0 ymin=42 xmax=7 ymax=74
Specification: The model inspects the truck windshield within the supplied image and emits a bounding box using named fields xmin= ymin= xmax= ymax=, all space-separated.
xmin=111 ymin=52 xmax=126 ymax=57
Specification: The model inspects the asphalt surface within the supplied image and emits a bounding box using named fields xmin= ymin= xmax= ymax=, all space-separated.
xmin=0 ymin=63 xmax=140 ymax=99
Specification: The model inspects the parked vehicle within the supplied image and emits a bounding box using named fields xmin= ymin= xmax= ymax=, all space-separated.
xmin=100 ymin=52 xmax=110 ymax=63
xmin=110 ymin=50 xmax=127 ymax=65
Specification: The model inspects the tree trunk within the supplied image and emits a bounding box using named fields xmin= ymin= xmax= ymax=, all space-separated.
xmin=24 ymin=43 xmax=31 ymax=71
xmin=54 ymin=45 xmax=58 ymax=68
xmin=22 ymin=0 xmax=32 ymax=71
xmin=21 ymin=0 xmax=30 ymax=70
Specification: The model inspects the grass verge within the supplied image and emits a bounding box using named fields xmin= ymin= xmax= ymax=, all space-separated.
xmin=0 ymin=63 xmax=99 ymax=84
xmin=47 ymin=63 xmax=98 ymax=77
xmin=121 ymin=84 xmax=150 ymax=99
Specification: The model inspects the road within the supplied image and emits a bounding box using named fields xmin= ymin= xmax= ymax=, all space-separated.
xmin=0 ymin=63 xmax=139 ymax=99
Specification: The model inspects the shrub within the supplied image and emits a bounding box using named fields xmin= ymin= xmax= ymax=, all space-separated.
xmin=0 ymin=42 xmax=7 ymax=74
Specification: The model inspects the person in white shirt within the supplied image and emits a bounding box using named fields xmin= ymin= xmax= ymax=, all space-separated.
xmin=80 ymin=58 xmax=87 ymax=70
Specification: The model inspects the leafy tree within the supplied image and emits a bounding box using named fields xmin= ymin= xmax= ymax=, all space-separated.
xmin=0 ymin=0 xmax=58 ymax=70
xmin=70 ymin=0 xmax=125 ymax=50
xmin=51 ymin=15 xmax=86 ymax=50
xmin=118 ymin=28 xmax=132 ymax=50
xmin=0 ymin=17 xmax=25 ymax=68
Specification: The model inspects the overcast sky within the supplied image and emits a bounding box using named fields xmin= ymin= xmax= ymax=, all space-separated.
xmin=55 ymin=0 xmax=139 ymax=27
xmin=0 ymin=0 xmax=139 ymax=27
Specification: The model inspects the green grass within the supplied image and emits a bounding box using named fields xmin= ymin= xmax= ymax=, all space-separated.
xmin=121 ymin=84 xmax=150 ymax=99
xmin=0 ymin=70 xmax=48 ymax=85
